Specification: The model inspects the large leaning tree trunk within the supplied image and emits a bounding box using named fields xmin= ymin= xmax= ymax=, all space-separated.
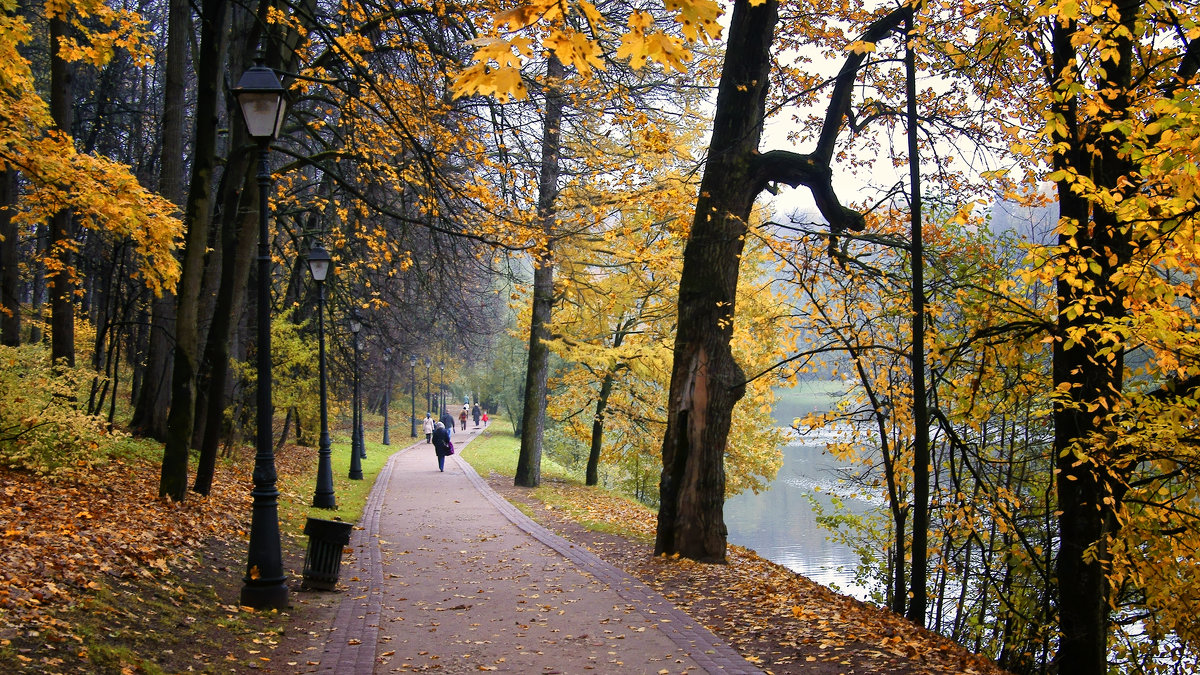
xmin=655 ymin=0 xmax=902 ymax=562
xmin=192 ymin=123 xmax=255 ymax=495
xmin=654 ymin=0 xmax=779 ymax=561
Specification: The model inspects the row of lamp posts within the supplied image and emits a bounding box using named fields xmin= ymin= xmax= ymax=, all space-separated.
xmin=233 ymin=56 xmax=456 ymax=611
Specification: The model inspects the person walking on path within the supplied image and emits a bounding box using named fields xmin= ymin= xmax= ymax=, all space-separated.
xmin=422 ymin=412 xmax=434 ymax=444
xmin=459 ymin=407 xmax=468 ymax=431
xmin=430 ymin=421 xmax=452 ymax=471
xmin=440 ymin=409 xmax=456 ymax=437
xmin=471 ymin=403 xmax=481 ymax=427
xmin=481 ymin=410 xmax=488 ymax=426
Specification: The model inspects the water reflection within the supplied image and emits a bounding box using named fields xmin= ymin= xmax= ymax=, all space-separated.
xmin=725 ymin=443 xmax=874 ymax=600
xmin=724 ymin=382 xmax=877 ymax=602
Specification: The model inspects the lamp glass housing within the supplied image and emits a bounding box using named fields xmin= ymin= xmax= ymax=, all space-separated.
xmin=306 ymin=243 xmax=332 ymax=282
xmin=234 ymin=64 xmax=286 ymax=139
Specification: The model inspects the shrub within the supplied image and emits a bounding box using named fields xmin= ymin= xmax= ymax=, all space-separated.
xmin=0 ymin=344 xmax=127 ymax=475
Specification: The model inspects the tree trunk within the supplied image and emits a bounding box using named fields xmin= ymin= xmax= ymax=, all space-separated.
xmin=193 ymin=141 xmax=255 ymax=495
xmin=48 ymin=14 xmax=75 ymax=367
xmin=1049 ymin=5 xmax=1134 ymax=671
xmin=654 ymin=0 xmax=778 ymax=563
xmin=131 ymin=295 xmax=174 ymax=437
xmin=275 ymin=406 xmax=293 ymax=451
xmin=160 ymin=0 xmax=228 ymax=501
xmin=133 ymin=0 xmax=189 ymax=438
xmin=904 ymin=8 xmax=930 ymax=625
xmin=0 ymin=169 xmax=18 ymax=346
xmin=585 ymin=370 xmax=615 ymax=486
xmin=29 ymin=222 xmax=45 ymax=344
xmin=514 ymin=56 xmax=564 ymax=489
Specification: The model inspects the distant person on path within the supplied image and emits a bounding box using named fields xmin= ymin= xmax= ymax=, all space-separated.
xmin=431 ymin=421 xmax=452 ymax=471
xmin=459 ymin=407 xmax=468 ymax=431
xmin=471 ymin=403 xmax=481 ymax=427
xmin=422 ymin=413 xmax=434 ymax=443
xmin=481 ymin=410 xmax=488 ymax=426
xmin=441 ymin=409 xmax=456 ymax=437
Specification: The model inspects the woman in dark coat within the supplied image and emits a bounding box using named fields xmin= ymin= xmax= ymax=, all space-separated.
xmin=431 ymin=421 xmax=452 ymax=472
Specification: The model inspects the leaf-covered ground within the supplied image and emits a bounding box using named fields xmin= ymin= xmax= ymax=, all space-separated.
xmin=0 ymin=447 xmax=336 ymax=673
xmin=2 ymin=446 xmax=1012 ymax=674
xmin=493 ymin=477 xmax=1013 ymax=675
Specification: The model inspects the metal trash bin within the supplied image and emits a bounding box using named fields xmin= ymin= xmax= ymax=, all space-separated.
xmin=301 ymin=517 xmax=354 ymax=591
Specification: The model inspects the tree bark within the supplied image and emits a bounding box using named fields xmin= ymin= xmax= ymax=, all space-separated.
xmin=0 ymin=169 xmax=18 ymax=346
xmin=130 ymin=295 xmax=174 ymax=438
xmin=904 ymin=7 xmax=930 ymax=625
xmin=193 ymin=150 xmax=256 ymax=495
xmin=514 ymin=56 xmax=564 ymax=489
xmin=1049 ymin=4 xmax=1135 ymax=671
xmin=160 ymin=0 xmax=228 ymax=501
xmin=654 ymin=0 xmax=779 ymax=563
xmin=653 ymin=1 xmax=906 ymax=563
xmin=48 ymin=14 xmax=75 ymax=367
xmin=132 ymin=0 xmax=189 ymax=438
xmin=585 ymin=370 xmax=615 ymax=486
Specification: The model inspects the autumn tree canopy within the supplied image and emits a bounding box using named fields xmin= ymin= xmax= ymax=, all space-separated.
xmin=6 ymin=0 xmax=1200 ymax=672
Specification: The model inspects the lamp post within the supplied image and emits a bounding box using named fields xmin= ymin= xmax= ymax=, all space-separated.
xmin=357 ymin=334 xmax=367 ymax=460
xmin=307 ymin=242 xmax=335 ymax=510
xmin=382 ymin=348 xmax=392 ymax=446
xmin=348 ymin=312 xmax=364 ymax=480
xmin=409 ymin=355 xmax=417 ymax=437
xmin=234 ymin=57 xmax=288 ymax=611
xmin=439 ymin=360 xmax=445 ymax=415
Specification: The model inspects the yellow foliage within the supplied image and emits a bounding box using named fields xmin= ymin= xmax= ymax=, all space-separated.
xmin=0 ymin=1 xmax=181 ymax=296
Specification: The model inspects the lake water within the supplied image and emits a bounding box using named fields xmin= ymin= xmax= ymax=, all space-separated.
xmin=724 ymin=382 xmax=877 ymax=601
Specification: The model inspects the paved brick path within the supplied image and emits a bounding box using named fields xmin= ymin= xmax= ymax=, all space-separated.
xmin=315 ymin=429 xmax=761 ymax=674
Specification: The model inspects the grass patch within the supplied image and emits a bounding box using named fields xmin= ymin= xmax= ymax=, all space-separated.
xmin=273 ymin=434 xmax=397 ymax=537
xmin=459 ymin=417 xmax=655 ymax=542
xmin=459 ymin=418 xmax=572 ymax=481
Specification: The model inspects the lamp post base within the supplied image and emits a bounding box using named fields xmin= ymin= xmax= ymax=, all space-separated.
xmin=240 ymin=579 xmax=289 ymax=610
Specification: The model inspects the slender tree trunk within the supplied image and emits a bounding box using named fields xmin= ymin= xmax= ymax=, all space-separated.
xmin=160 ymin=0 xmax=228 ymax=501
xmin=904 ymin=7 xmax=930 ymax=625
xmin=585 ymin=370 xmax=615 ymax=486
xmin=30 ymin=222 xmax=45 ymax=344
xmin=48 ymin=14 xmax=75 ymax=367
xmin=131 ymin=295 xmax=174 ymax=437
xmin=655 ymin=0 xmax=778 ymax=562
xmin=0 ymin=170 xmax=18 ymax=346
xmin=514 ymin=56 xmax=564 ymax=489
xmin=193 ymin=143 xmax=255 ymax=495
xmin=132 ymin=0 xmax=188 ymax=438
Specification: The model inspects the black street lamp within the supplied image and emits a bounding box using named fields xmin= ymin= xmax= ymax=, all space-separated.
xmin=307 ymin=242 xmax=335 ymax=510
xmin=234 ymin=57 xmax=288 ymax=611
xmin=409 ymin=355 xmax=417 ymax=437
xmin=357 ymin=333 xmax=367 ymax=460
xmin=348 ymin=312 xmax=364 ymax=480
xmin=382 ymin=348 xmax=392 ymax=446
xmin=439 ymin=360 xmax=445 ymax=416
